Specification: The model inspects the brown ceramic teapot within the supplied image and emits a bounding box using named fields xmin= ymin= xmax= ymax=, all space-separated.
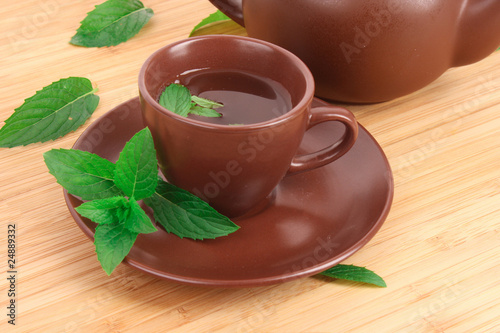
xmin=210 ymin=0 xmax=500 ymax=103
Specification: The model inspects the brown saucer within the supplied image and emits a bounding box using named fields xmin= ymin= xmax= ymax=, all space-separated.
xmin=65 ymin=97 xmax=393 ymax=287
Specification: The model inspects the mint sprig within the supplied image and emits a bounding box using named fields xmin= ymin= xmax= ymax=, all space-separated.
xmin=70 ymin=0 xmax=154 ymax=48
xmin=320 ymin=264 xmax=387 ymax=287
xmin=0 ymin=77 xmax=99 ymax=148
xmin=44 ymin=127 xmax=239 ymax=275
xmin=158 ymin=84 xmax=223 ymax=118
xmin=43 ymin=127 xmax=384 ymax=284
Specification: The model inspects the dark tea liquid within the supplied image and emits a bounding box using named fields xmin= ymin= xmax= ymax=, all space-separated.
xmin=175 ymin=69 xmax=293 ymax=125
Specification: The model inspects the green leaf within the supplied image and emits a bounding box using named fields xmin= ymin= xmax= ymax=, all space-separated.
xmin=143 ymin=179 xmax=240 ymax=240
xmin=76 ymin=196 xmax=156 ymax=233
xmin=158 ymin=84 xmax=192 ymax=117
xmin=189 ymin=106 xmax=222 ymax=118
xmin=44 ymin=149 xmax=123 ymax=200
xmin=114 ymin=127 xmax=158 ymax=200
xmin=158 ymin=84 xmax=224 ymax=118
xmin=320 ymin=264 xmax=387 ymax=287
xmin=123 ymin=198 xmax=157 ymax=234
xmin=0 ymin=77 xmax=99 ymax=148
xmin=191 ymin=95 xmax=223 ymax=109
xmin=75 ymin=196 xmax=128 ymax=224
xmin=189 ymin=10 xmax=231 ymax=37
xmin=94 ymin=222 xmax=138 ymax=275
xmin=70 ymin=0 xmax=154 ymax=48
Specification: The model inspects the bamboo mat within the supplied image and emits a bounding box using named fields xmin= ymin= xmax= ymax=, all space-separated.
xmin=1 ymin=0 xmax=499 ymax=332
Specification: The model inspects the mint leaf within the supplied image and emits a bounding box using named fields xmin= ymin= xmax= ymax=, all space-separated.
xmin=320 ymin=264 xmax=387 ymax=287
xmin=158 ymin=84 xmax=192 ymax=117
xmin=123 ymin=198 xmax=157 ymax=234
xmin=143 ymin=179 xmax=239 ymax=240
xmin=191 ymin=95 xmax=223 ymax=109
xmin=44 ymin=149 xmax=122 ymax=200
xmin=94 ymin=222 xmax=138 ymax=275
xmin=70 ymin=0 xmax=154 ymax=47
xmin=114 ymin=127 xmax=158 ymax=200
xmin=75 ymin=196 xmax=128 ymax=224
xmin=0 ymin=77 xmax=99 ymax=147
xmin=159 ymin=84 xmax=223 ymax=118
xmin=189 ymin=10 xmax=231 ymax=37
xmin=189 ymin=106 xmax=222 ymax=118
xmin=76 ymin=196 xmax=155 ymax=233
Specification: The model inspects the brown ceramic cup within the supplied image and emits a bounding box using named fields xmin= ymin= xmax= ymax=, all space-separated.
xmin=139 ymin=35 xmax=358 ymax=217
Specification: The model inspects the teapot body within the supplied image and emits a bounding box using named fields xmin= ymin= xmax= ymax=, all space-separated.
xmin=211 ymin=0 xmax=500 ymax=103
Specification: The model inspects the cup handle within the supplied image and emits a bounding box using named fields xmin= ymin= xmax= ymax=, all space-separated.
xmin=209 ymin=0 xmax=245 ymax=27
xmin=287 ymin=106 xmax=358 ymax=175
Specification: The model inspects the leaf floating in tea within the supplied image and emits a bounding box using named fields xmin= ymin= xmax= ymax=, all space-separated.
xmin=191 ymin=95 xmax=223 ymax=109
xmin=0 ymin=77 xmax=99 ymax=148
xmin=70 ymin=0 xmax=154 ymax=47
xmin=158 ymin=84 xmax=192 ymax=117
xmin=189 ymin=106 xmax=223 ymax=118
xmin=158 ymin=84 xmax=222 ymax=118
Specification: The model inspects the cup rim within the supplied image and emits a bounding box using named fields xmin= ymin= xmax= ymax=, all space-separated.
xmin=138 ymin=35 xmax=315 ymax=131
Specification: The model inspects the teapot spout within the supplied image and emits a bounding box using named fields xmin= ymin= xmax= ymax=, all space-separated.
xmin=453 ymin=0 xmax=500 ymax=67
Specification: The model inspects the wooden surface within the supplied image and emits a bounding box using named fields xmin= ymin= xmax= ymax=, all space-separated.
xmin=1 ymin=1 xmax=499 ymax=332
